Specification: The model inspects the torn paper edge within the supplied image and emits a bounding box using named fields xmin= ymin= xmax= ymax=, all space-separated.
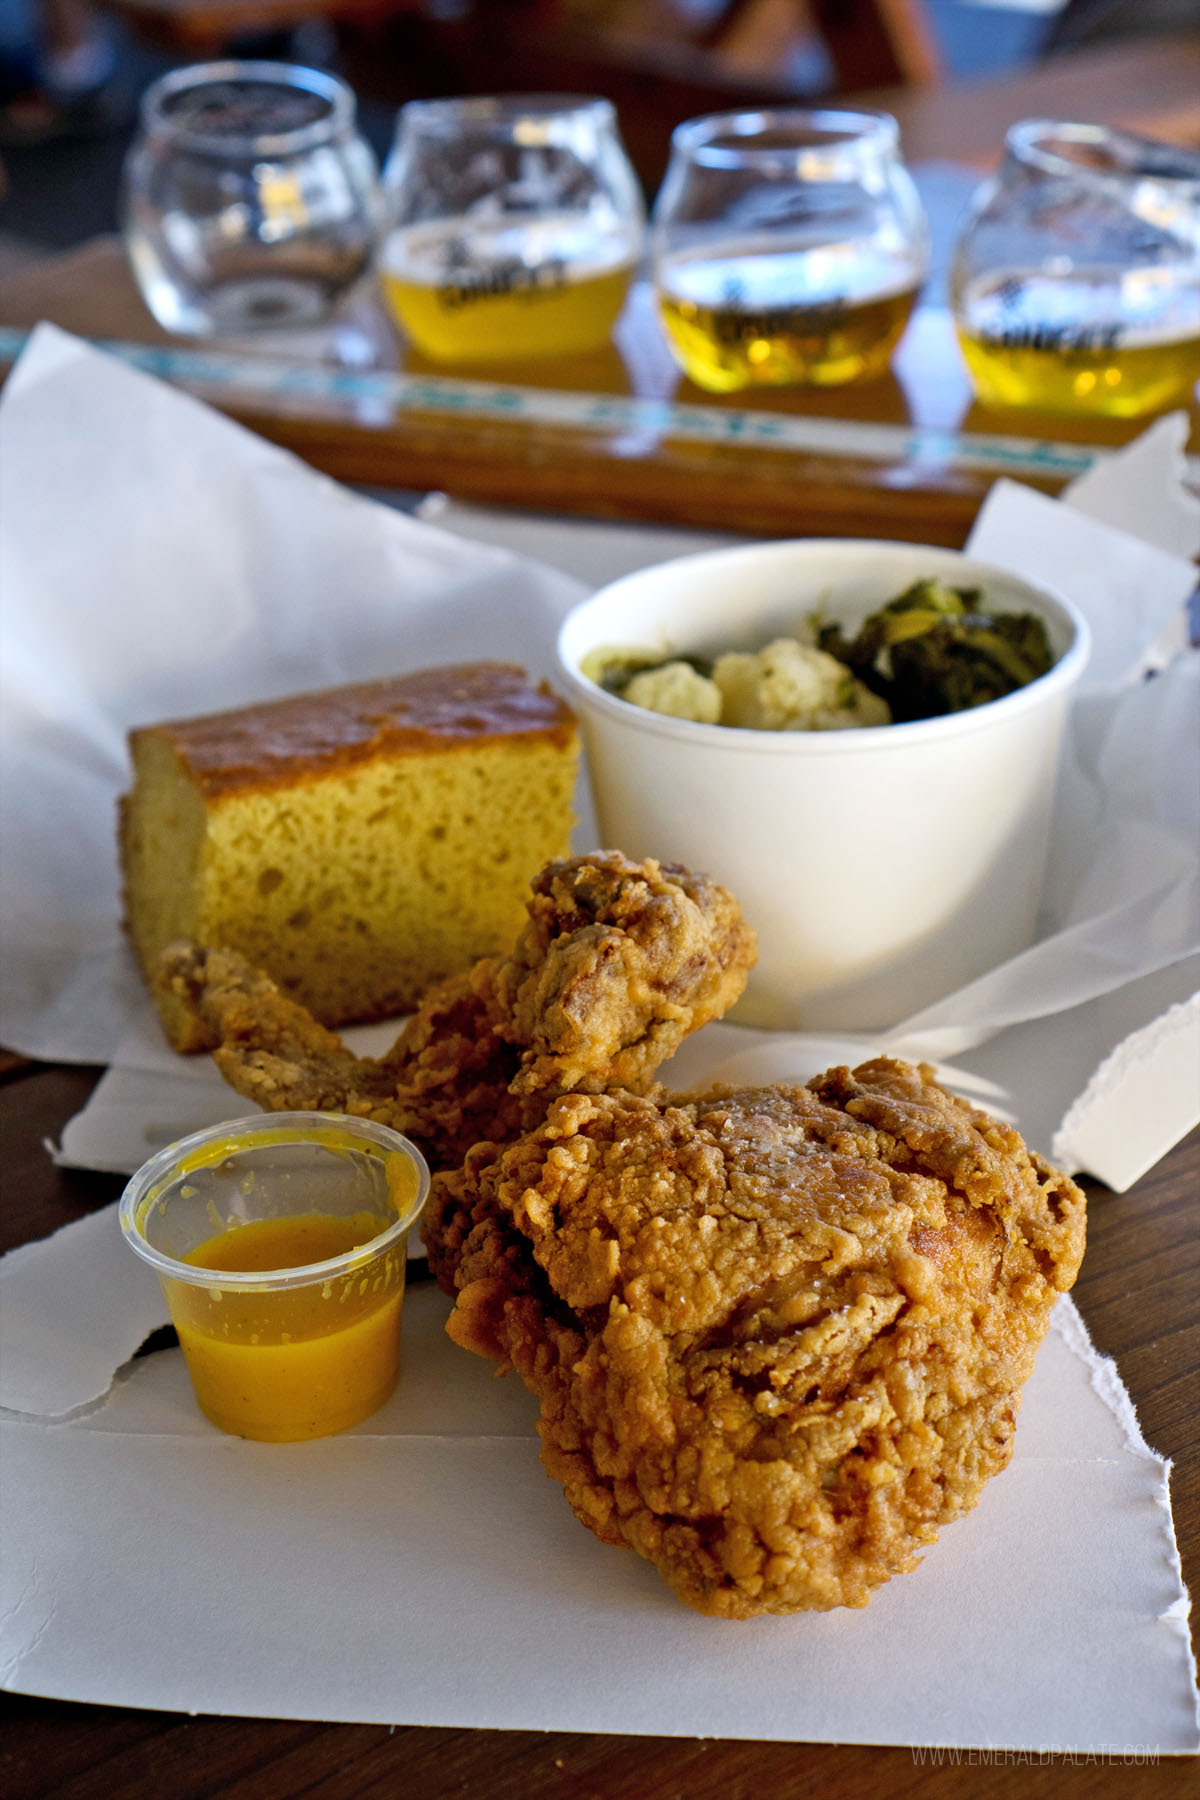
xmin=1053 ymin=1297 xmax=1199 ymax=1733
xmin=1052 ymin=993 xmax=1200 ymax=1191
xmin=45 ymin=1134 xmax=141 ymax=1177
xmin=0 ymin=1202 xmax=169 ymax=1419
xmin=1054 ymin=1296 xmax=1160 ymax=1465
xmin=1062 ymin=412 xmax=1200 ymax=561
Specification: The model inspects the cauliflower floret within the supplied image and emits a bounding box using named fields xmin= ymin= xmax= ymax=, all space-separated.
xmin=714 ymin=638 xmax=891 ymax=730
xmin=622 ymin=661 xmax=723 ymax=723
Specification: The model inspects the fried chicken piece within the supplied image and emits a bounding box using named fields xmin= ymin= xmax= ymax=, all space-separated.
xmin=417 ymin=851 xmax=757 ymax=1282
xmin=161 ymin=945 xmax=529 ymax=1170
xmin=159 ymin=852 xmax=757 ymax=1186
xmin=439 ymin=1058 xmax=1086 ymax=1617
xmin=489 ymin=851 xmax=756 ymax=1096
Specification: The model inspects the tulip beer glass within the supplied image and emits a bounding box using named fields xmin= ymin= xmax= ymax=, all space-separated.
xmin=122 ymin=60 xmax=379 ymax=337
xmin=378 ymin=94 xmax=645 ymax=361
xmin=650 ymin=108 xmax=928 ymax=393
xmin=951 ymin=121 xmax=1200 ymax=417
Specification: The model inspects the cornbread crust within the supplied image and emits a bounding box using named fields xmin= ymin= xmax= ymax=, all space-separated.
xmin=156 ymin=664 xmax=578 ymax=797
xmin=120 ymin=664 xmax=579 ymax=1050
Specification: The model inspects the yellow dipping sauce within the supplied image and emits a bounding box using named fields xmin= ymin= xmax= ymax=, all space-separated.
xmin=187 ymin=1212 xmax=382 ymax=1272
xmin=167 ymin=1211 xmax=406 ymax=1442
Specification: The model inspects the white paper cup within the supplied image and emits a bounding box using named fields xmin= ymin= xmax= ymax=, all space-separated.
xmin=556 ymin=539 xmax=1090 ymax=1031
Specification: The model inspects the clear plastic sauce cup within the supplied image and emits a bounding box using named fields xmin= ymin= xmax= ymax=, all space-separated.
xmin=120 ymin=1113 xmax=429 ymax=1442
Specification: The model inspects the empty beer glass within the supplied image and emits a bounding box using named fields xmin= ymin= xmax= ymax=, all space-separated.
xmin=122 ymin=60 xmax=380 ymax=338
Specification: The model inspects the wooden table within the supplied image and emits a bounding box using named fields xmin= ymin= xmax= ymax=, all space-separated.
xmin=3 ymin=235 xmax=1197 ymax=545
xmin=2 ymin=30 xmax=1199 ymax=1788
xmin=2 ymin=1065 xmax=1197 ymax=1794
xmin=864 ymin=29 xmax=1200 ymax=165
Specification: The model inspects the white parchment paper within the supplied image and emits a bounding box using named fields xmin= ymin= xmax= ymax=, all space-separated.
xmin=0 ymin=328 xmax=1197 ymax=1748
xmin=1 ymin=1185 xmax=1196 ymax=1749
xmin=1 ymin=324 xmax=1196 ymax=1078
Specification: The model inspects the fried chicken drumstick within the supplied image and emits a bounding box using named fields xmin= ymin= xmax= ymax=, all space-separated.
xmin=438 ymin=1059 xmax=1086 ymax=1617
xmin=160 ymin=851 xmax=758 ymax=1175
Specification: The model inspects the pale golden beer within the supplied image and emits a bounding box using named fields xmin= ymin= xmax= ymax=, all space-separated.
xmin=955 ymin=268 xmax=1200 ymax=417
xmin=657 ymin=243 xmax=920 ymax=391
xmin=379 ymin=216 xmax=636 ymax=361
xmin=380 ymin=95 xmax=643 ymax=364
xmin=951 ymin=122 xmax=1200 ymax=418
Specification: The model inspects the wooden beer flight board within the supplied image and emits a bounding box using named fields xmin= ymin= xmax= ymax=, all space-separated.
xmin=0 ymin=235 xmax=1197 ymax=548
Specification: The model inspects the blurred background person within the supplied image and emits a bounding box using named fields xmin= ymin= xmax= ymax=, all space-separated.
xmin=0 ymin=0 xmax=120 ymax=141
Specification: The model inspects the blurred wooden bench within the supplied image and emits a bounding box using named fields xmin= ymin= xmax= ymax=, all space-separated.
xmin=329 ymin=0 xmax=943 ymax=187
xmin=109 ymin=0 xmax=941 ymax=188
xmin=106 ymin=0 xmax=414 ymax=57
xmin=110 ymin=0 xmax=939 ymax=82
xmin=103 ymin=2 xmax=1200 ymax=189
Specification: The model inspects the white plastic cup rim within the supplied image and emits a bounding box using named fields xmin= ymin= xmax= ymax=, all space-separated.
xmin=119 ymin=1111 xmax=430 ymax=1292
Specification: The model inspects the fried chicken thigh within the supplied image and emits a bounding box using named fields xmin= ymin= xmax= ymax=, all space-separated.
xmin=439 ymin=1059 xmax=1086 ymax=1617
xmin=160 ymin=851 xmax=757 ymax=1177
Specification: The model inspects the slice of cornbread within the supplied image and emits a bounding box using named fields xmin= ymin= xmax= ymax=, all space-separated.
xmin=120 ymin=663 xmax=579 ymax=1051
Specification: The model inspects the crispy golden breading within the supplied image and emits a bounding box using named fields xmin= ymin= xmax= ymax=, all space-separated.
xmin=159 ymin=851 xmax=757 ymax=1185
xmin=161 ymin=944 xmax=530 ymax=1172
xmin=159 ymin=858 xmax=1084 ymax=1619
xmin=489 ymin=853 xmax=756 ymax=1097
xmin=440 ymin=1059 xmax=1086 ymax=1617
